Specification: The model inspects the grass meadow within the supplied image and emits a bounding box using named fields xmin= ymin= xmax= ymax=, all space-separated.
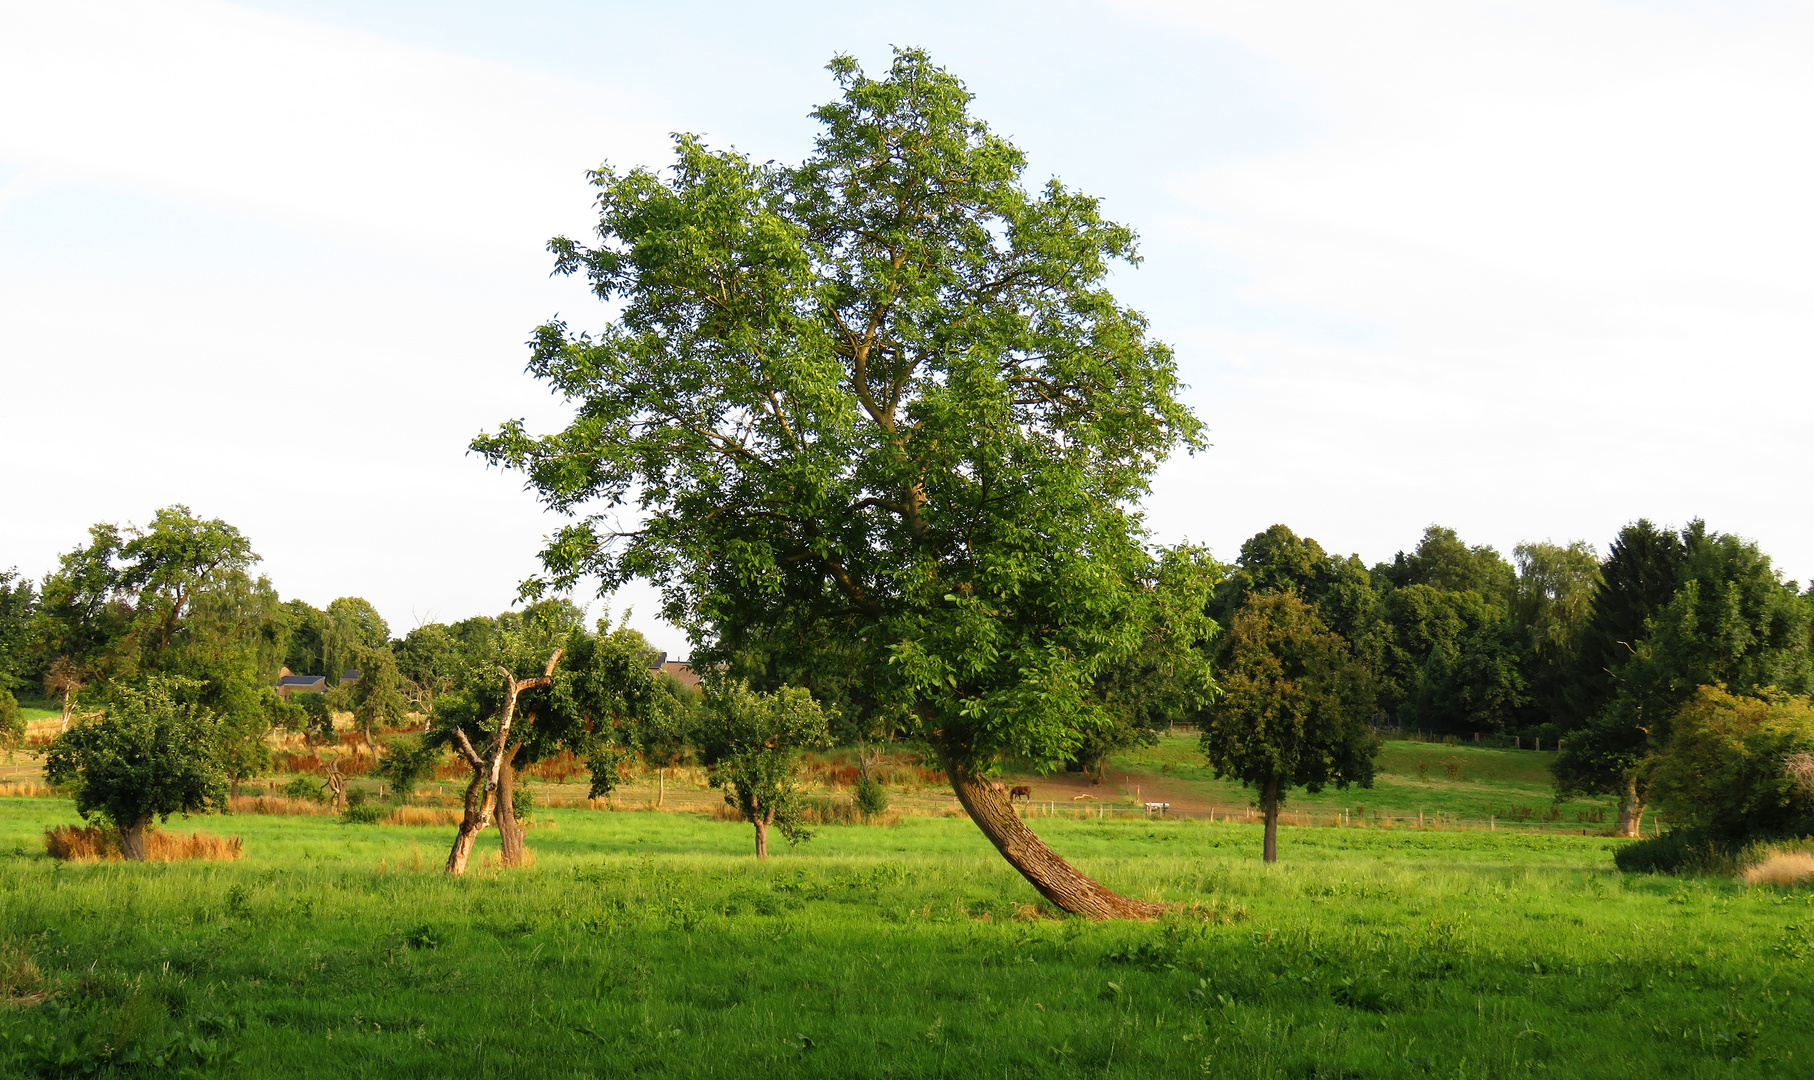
xmin=1109 ymin=737 xmax=1620 ymax=827
xmin=0 ymin=796 xmax=1808 ymax=1078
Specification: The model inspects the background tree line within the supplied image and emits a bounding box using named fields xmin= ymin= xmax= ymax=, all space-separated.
xmin=1204 ymin=519 xmax=1814 ymax=842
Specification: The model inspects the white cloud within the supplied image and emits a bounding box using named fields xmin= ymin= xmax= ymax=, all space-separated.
xmin=1128 ymin=1 xmax=1814 ymax=574
xmin=0 ymin=0 xmax=686 ymax=650
xmin=0 ymin=0 xmax=668 ymax=257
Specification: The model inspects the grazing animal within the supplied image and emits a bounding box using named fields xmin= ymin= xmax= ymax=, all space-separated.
xmin=989 ymin=781 xmax=1008 ymax=795
xmin=1144 ymin=802 xmax=1170 ymax=813
xmin=1009 ymin=785 xmax=1032 ymax=803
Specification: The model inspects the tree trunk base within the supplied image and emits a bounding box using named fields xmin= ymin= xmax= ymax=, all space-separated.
xmin=497 ymin=748 xmax=526 ymax=867
xmin=945 ymin=757 xmax=1163 ymax=920
xmin=120 ymin=817 xmax=149 ymax=861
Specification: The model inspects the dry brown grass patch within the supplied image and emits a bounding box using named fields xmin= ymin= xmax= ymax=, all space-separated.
xmin=0 ymin=943 xmax=45 ymax=1007
xmin=44 ymin=825 xmax=242 ymax=862
xmin=1742 ymin=848 xmax=1814 ymax=888
xmin=387 ymin=806 xmax=464 ymax=827
xmin=0 ymin=783 xmax=56 ymax=799
xmin=229 ymin=795 xmax=334 ymax=816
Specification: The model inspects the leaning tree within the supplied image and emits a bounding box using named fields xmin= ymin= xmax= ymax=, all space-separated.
xmin=474 ymin=49 xmax=1206 ymax=917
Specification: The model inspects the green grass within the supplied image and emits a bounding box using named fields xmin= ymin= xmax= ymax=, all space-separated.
xmin=1112 ymin=736 xmax=1617 ymax=827
xmin=9 ymin=696 xmax=58 ymax=725
xmin=0 ymin=797 xmax=1809 ymax=1077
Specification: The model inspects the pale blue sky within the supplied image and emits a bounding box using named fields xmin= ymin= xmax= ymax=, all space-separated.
xmin=3 ymin=1 xmax=1811 ymax=656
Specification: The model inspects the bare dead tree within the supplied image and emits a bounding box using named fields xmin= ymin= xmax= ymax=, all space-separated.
xmin=1785 ymin=752 xmax=1814 ymax=797
xmin=44 ymin=658 xmax=85 ymax=733
xmin=445 ymin=649 xmax=562 ymax=875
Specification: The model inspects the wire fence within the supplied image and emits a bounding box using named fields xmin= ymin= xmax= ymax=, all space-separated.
xmin=1005 ymin=800 xmax=1619 ymax=835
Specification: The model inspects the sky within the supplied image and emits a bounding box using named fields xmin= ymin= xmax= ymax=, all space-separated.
xmin=3 ymin=0 xmax=1811 ymax=657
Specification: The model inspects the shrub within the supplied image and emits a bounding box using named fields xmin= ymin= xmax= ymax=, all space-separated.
xmin=853 ymin=775 xmax=890 ymax=819
xmin=340 ymin=803 xmax=386 ymax=825
xmin=280 ymin=776 xmax=324 ymax=803
xmin=1649 ymin=686 xmax=1814 ymax=846
xmin=512 ymin=785 xmax=534 ymax=820
xmin=1613 ymin=827 xmax=1737 ymax=875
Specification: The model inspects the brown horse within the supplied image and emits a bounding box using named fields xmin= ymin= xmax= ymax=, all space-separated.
xmin=1009 ymin=785 xmax=1032 ymax=804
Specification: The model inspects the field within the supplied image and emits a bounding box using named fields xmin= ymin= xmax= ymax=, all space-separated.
xmin=1089 ymin=736 xmax=1619 ymax=828
xmin=0 ymin=792 xmax=1809 ymax=1078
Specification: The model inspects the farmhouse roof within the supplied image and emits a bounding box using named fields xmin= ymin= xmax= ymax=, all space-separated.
xmin=660 ymin=660 xmax=700 ymax=691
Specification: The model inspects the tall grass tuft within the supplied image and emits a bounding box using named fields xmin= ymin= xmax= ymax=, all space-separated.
xmin=229 ymin=795 xmax=334 ymax=817
xmin=0 ymin=942 xmax=45 ymax=1006
xmin=386 ymin=806 xmax=464 ymax=827
xmin=1742 ymin=846 xmax=1814 ymax=888
xmin=44 ymin=825 xmax=242 ymax=862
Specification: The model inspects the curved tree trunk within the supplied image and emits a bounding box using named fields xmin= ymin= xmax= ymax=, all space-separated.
xmin=1616 ymin=774 xmax=1643 ymax=838
xmin=497 ymin=744 xmax=526 ymax=867
xmin=1262 ymin=777 xmax=1281 ymax=864
xmin=753 ymin=812 xmax=769 ymax=860
xmin=446 ymin=733 xmax=489 ymax=875
xmin=945 ymin=757 xmax=1163 ymax=919
xmin=120 ymin=815 xmax=150 ymax=861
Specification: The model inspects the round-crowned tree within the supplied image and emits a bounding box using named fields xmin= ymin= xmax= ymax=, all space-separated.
xmin=1200 ymin=592 xmax=1378 ymax=864
xmin=473 ymin=49 xmax=1205 ymax=917
xmin=693 ymin=682 xmax=831 ymax=859
xmin=43 ymin=678 xmax=228 ymax=860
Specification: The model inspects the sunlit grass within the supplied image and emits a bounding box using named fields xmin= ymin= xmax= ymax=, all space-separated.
xmin=1111 ymin=735 xmax=1618 ymax=826
xmin=0 ymin=797 xmax=1807 ymax=1077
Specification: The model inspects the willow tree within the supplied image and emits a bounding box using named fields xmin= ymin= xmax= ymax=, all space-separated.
xmin=475 ymin=49 xmax=1204 ymax=918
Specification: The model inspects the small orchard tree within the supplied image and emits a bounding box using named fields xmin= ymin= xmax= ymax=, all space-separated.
xmin=215 ymin=692 xmax=276 ymax=798
xmin=694 ymin=682 xmax=830 ymax=859
xmin=347 ymin=646 xmax=410 ymax=761
xmin=633 ymin=677 xmax=695 ymax=808
xmin=373 ymin=733 xmax=443 ymax=799
xmin=43 ymin=678 xmax=228 ymax=860
xmin=1200 ymin=592 xmax=1378 ymax=863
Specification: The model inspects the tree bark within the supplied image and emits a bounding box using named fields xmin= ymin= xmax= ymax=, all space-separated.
xmin=120 ymin=815 xmax=150 ymax=861
xmin=1262 ymin=777 xmax=1281 ymax=864
xmin=657 ymin=767 xmax=665 ymax=808
xmin=497 ymin=743 xmax=526 ymax=867
xmin=1616 ymin=774 xmax=1643 ymax=838
xmin=230 ymin=776 xmax=242 ymax=799
xmin=446 ymin=728 xmax=489 ymax=875
xmin=945 ymin=756 xmax=1163 ymax=919
xmin=753 ymin=812 xmax=769 ymax=860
